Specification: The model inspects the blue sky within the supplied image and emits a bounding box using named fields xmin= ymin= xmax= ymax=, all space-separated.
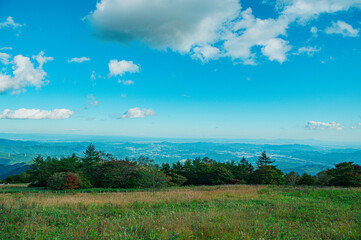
xmin=0 ymin=0 xmax=361 ymax=141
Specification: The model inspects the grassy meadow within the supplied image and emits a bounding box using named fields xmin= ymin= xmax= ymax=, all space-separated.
xmin=0 ymin=184 xmax=360 ymax=240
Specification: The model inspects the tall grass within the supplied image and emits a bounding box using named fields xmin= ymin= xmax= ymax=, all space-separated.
xmin=0 ymin=185 xmax=360 ymax=239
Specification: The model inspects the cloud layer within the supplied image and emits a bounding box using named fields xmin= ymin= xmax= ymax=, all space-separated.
xmin=118 ymin=107 xmax=155 ymax=119
xmin=305 ymin=121 xmax=344 ymax=130
xmin=0 ymin=108 xmax=74 ymax=120
xmin=88 ymin=0 xmax=361 ymax=64
xmin=0 ymin=51 xmax=53 ymax=94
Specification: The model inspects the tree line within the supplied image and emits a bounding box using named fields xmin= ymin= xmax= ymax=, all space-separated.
xmin=1 ymin=144 xmax=360 ymax=189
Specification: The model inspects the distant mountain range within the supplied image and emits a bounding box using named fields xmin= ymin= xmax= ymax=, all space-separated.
xmin=0 ymin=136 xmax=360 ymax=179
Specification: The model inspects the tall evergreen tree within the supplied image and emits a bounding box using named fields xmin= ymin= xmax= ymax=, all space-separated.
xmin=256 ymin=151 xmax=274 ymax=168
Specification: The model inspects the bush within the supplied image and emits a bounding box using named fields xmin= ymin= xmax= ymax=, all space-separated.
xmin=168 ymin=173 xmax=187 ymax=186
xmin=284 ymin=171 xmax=301 ymax=186
xmin=229 ymin=179 xmax=243 ymax=185
xmin=47 ymin=172 xmax=80 ymax=190
xmin=135 ymin=166 xmax=169 ymax=189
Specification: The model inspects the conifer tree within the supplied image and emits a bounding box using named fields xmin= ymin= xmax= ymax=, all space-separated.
xmin=256 ymin=151 xmax=274 ymax=168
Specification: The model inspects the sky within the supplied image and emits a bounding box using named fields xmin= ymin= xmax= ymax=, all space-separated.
xmin=0 ymin=0 xmax=361 ymax=142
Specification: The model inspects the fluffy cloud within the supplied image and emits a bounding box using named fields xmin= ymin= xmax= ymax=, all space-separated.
xmin=109 ymin=60 xmax=140 ymax=77
xmin=0 ymin=52 xmax=10 ymax=65
xmin=0 ymin=51 xmax=53 ymax=94
xmin=261 ymin=38 xmax=291 ymax=63
xmin=117 ymin=107 xmax=155 ymax=119
xmin=0 ymin=108 xmax=74 ymax=120
xmin=192 ymin=45 xmax=221 ymax=62
xmin=88 ymin=0 xmax=361 ymax=64
xmin=118 ymin=79 xmax=134 ymax=85
xmin=0 ymin=16 xmax=23 ymax=29
xmin=89 ymin=0 xmax=240 ymax=53
xmin=305 ymin=121 xmax=344 ymax=130
xmin=279 ymin=0 xmax=361 ymax=21
xmin=294 ymin=46 xmax=321 ymax=56
xmin=325 ymin=20 xmax=359 ymax=37
xmin=68 ymin=57 xmax=91 ymax=63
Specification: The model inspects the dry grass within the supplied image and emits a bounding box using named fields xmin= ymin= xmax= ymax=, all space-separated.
xmin=0 ymin=185 xmax=360 ymax=239
xmin=0 ymin=185 xmax=263 ymax=208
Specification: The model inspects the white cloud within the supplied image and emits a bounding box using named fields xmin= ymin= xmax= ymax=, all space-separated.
xmin=32 ymin=51 xmax=53 ymax=68
xmin=0 ymin=51 xmax=53 ymax=94
xmin=223 ymin=8 xmax=290 ymax=63
xmin=88 ymin=0 xmax=361 ymax=64
xmin=325 ymin=20 xmax=359 ymax=37
xmin=109 ymin=60 xmax=140 ymax=77
xmin=68 ymin=57 xmax=91 ymax=63
xmin=305 ymin=121 xmax=344 ymax=130
xmin=279 ymin=0 xmax=361 ymax=22
xmin=87 ymin=94 xmax=99 ymax=106
xmin=91 ymin=71 xmax=96 ymax=80
xmin=261 ymin=38 xmax=291 ymax=63
xmin=118 ymin=107 xmax=156 ymax=119
xmin=310 ymin=26 xmax=318 ymax=37
xmin=0 ymin=108 xmax=74 ymax=120
xmin=0 ymin=16 xmax=23 ymax=29
xmin=0 ymin=52 xmax=11 ymax=65
xmin=0 ymin=47 xmax=12 ymax=51
xmin=192 ymin=45 xmax=221 ymax=62
xmin=118 ymin=79 xmax=134 ymax=85
xmin=294 ymin=46 xmax=321 ymax=56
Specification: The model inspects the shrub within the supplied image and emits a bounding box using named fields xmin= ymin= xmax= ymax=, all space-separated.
xmin=168 ymin=173 xmax=187 ymax=186
xmin=284 ymin=171 xmax=301 ymax=186
xmin=135 ymin=166 xmax=169 ymax=189
xmin=47 ymin=172 xmax=80 ymax=190
xmin=229 ymin=179 xmax=243 ymax=184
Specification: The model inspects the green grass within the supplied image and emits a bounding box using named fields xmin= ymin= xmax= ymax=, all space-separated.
xmin=0 ymin=185 xmax=360 ymax=239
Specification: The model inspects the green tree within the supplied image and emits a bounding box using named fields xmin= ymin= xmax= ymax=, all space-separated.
xmin=284 ymin=171 xmax=301 ymax=186
xmin=92 ymin=160 xmax=137 ymax=188
xmin=328 ymin=162 xmax=361 ymax=187
xmin=256 ymin=151 xmax=275 ymax=168
xmin=316 ymin=170 xmax=332 ymax=186
xmin=250 ymin=165 xmax=285 ymax=185
xmin=297 ymin=173 xmax=316 ymax=186
xmin=47 ymin=172 xmax=80 ymax=190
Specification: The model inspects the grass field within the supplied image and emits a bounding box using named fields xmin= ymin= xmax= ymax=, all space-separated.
xmin=0 ymin=184 xmax=360 ymax=239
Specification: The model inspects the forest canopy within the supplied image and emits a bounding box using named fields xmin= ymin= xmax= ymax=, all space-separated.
xmin=1 ymin=145 xmax=360 ymax=189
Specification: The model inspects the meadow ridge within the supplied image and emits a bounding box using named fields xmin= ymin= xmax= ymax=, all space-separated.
xmin=0 ymin=184 xmax=360 ymax=239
